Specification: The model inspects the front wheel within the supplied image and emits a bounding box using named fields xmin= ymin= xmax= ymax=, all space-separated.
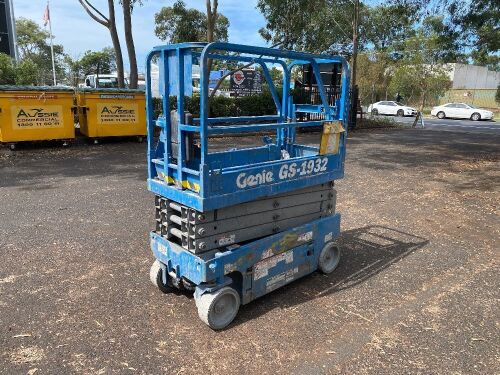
xmin=196 ymin=287 xmax=240 ymax=330
xmin=318 ymin=242 xmax=341 ymax=274
xmin=436 ymin=111 xmax=445 ymax=119
xmin=371 ymin=109 xmax=378 ymax=115
xmin=471 ymin=112 xmax=481 ymax=121
xmin=397 ymin=109 xmax=405 ymax=117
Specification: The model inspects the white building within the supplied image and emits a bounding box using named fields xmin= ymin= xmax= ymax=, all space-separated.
xmin=445 ymin=63 xmax=500 ymax=90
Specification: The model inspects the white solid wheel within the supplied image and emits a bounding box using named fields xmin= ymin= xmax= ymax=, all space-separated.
xmin=196 ymin=287 xmax=240 ymax=330
xmin=149 ymin=260 xmax=172 ymax=293
xmin=318 ymin=242 xmax=341 ymax=274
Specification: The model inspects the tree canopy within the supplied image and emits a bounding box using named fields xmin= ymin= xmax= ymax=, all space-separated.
xmin=16 ymin=17 xmax=66 ymax=85
xmin=154 ymin=0 xmax=229 ymax=43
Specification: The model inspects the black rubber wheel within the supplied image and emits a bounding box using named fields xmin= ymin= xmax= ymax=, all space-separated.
xmin=318 ymin=242 xmax=341 ymax=274
xmin=371 ymin=109 xmax=378 ymax=115
xmin=9 ymin=143 xmax=16 ymax=151
xmin=437 ymin=111 xmax=445 ymax=119
xmin=137 ymin=136 xmax=144 ymax=143
xmin=397 ymin=109 xmax=405 ymax=117
xmin=471 ymin=112 xmax=481 ymax=121
xmin=149 ymin=260 xmax=173 ymax=293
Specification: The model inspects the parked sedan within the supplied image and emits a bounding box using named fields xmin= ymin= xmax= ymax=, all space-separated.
xmin=431 ymin=103 xmax=494 ymax=121
xmin=368 ymin=101 xmax=417 ymax=116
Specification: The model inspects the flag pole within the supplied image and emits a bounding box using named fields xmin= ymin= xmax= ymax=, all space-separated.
xmin=47 ymin=0 xmax=57 ymax=85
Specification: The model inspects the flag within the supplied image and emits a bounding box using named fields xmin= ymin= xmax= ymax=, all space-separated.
xmin=43 ymin=3 xmax=50 ymax=26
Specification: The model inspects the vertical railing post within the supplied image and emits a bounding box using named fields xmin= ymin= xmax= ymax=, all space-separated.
xmin=199 ymin=46 xmax=210 ymax=198
xmin=176 ymin=48 xmax=185 ymax=189
xmin=145 ymin=51 xmax=155 ymax=180
xmin=162 ymin=49 xmax=171 ymax=181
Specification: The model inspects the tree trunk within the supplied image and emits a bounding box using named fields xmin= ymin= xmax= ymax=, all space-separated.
xmin=419 ymin=91 xmax=426 ymax=112
xmin=108 ymin=0 xmax=125 ymax=88
xmin=206 ymin=0 xmax=218 ymax=74
xmin=122 ymin=0 xmax=138 ymax=89
xmin=350 ymin=0 xmax=359 ymax=87
xmin=78 ymin=0 xmax=125 ymax=88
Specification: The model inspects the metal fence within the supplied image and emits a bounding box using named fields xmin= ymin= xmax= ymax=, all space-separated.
xmin=439 ymin=89 xmax=498 ymax=109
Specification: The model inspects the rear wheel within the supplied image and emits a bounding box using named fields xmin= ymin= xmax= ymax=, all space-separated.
xmin=397 ymin=109 xmax=405 ymax=117
xmin=196 ymin=287 xmax=240 ymax=330
xmin=318 ymin=242 xmax=341 ymax=274
xmin=437 ymin=111 xmax=445 ymax=119
xmin=149 ymin=260 xmax=172 ymax=293
xmin=371 ymin=109 xmax=378 ymax=115
xmin=471 ymin=112 xmax=481 ymax=121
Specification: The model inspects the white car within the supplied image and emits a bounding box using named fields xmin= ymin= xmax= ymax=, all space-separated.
xmin=431 ymin=103 xmax=493 ymax=121
xmin=368 ymin=101 xmax=417 ymax=117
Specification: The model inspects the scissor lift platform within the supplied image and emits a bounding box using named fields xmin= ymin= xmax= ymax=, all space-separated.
xmin=145 ymin=42 xmax=350 ymax=329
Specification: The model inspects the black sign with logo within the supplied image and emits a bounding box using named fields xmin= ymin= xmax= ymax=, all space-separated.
xmin=230 ymin=69 xmax=262 ymax=96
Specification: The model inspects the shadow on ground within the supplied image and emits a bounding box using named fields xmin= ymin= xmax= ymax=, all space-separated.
xmin=0 ymin=137 xmax=147 ymax=188
xmin=231 ymin=225 xmax=429 ymax=328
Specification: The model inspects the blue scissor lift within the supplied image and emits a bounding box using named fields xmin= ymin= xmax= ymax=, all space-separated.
xmin=145 ymin=42 xmax=350 ymax=329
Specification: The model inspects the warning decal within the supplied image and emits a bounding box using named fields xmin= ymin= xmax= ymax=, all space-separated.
xmin=12 ymin=105 xmax=63 ymax=129
xmin=254 ymin=250 xmax=294 ymax=280
xmin=97 ymin=103 xmax=139 ymax=124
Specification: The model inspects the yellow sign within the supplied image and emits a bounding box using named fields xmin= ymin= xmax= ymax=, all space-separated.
xmin=11 ymin=105 xmax=63 ymax=129
xmin=97 ymin=103 xmax=138 ymax=125
xmin=319 ymin=121 xmax=345 ymax=155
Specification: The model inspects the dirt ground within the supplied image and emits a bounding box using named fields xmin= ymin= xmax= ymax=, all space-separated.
xmin=0 ymin=128 xmax=499 ymax=374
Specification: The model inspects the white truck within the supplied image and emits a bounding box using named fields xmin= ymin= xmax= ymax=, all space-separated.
xmin=79 ymin=73 xmax=146 ymax=90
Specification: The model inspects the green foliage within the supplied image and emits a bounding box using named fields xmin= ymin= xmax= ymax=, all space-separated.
xmin=0 ymin=54 xmax=38 ymax=85
xmin=0 ymin=53 xmax=16 ymax=84
xmin=363 ymin=4 xmax=417 ymax=51
xmin=66 ymin=48 xmax=117 ymax=86
xmin=78 ymin=48 xmax=117 ymax=75
xmin=389 ymin=30 xmax=452 ymax=110
xmin=15 ymin=17 xmax=65 ymax=85
xmin=152 ymin=92 xmax=277 ymax=119
xmin=15 ymin=59 xmax=38 ymax=85
xmin=154 ymin=0 xmax=229 ymax=43
xmin=421 ymin=16 xmax=466 ymax=63
xmin=448 ymin=0 xmax=499 ymax=70
xmin=257 ymin=0 xmax=353 ymax=53
xmin=356 ymin=52 xmax=393 ymax=104
xmin=258 ymin=0 xmax=498 ymax=72
xmin=496 ymin=85 xmax=500 ymax=104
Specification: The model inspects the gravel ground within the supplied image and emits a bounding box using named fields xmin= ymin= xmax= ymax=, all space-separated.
xmin=0 ymin=128 xmax=499 ymax=374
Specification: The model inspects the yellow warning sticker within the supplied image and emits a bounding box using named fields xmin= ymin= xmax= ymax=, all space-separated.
xmin=97 ymin=103 xmax=138 ymax=124
xmin=11 ymin=105 xmax=63 ymax=129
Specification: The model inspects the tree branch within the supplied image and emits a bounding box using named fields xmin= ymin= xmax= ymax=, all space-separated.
xmin=79 ymin=0 xmax=109 ymax=27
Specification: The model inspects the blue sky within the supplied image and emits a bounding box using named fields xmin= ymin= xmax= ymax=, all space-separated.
xmin=13 ymin=0 xmax=267 ymax=72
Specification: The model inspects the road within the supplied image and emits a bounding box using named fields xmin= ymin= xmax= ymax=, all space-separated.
xmin=1 ymin=128 xmax=499 ymax=374
xmin=374 ymin=114 xmax=500 ymax=135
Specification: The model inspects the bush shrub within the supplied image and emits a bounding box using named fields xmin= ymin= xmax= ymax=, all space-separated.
xmin=152 ymin=92 xmax=278 ymax=119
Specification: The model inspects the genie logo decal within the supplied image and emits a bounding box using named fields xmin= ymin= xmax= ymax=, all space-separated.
xmin=97 ymin=103 xmax=138 ymax=124
xmin=236 ymin=157 xmax=328 ymax=189
xmin=12 ymin=106 xmax=63 ymax=129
